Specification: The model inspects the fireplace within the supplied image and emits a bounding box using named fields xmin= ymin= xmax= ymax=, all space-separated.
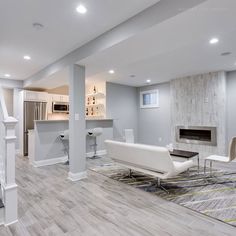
xmin=176 ymin=126 xmax=217 ymax=146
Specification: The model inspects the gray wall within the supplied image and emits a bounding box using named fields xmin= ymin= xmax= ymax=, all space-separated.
xmin=2 ymin=88 xmax=13 ymax=116
xmin=34 ymin=120 xmax=114 ymax=161
xmin=138 ymin=82 xmax=171 ymax=146
xmin=86 ymin=120 xmax=113 ymax=153
xmin=34 ymin=121 xmax=69 ymax=161
xmin=226 ymin=71 xmax=236 ymax=144
xmin=170 ymin=72 xmax=227 ymax=158
xmin=137 ymin=71 xmax=236 ymax=156
xmin=106 ymin=82 xmax=138 ymax=141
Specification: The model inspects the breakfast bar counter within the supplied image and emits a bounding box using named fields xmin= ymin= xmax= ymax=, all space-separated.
xmin=29 ymin=119 xmax=113 ymax=167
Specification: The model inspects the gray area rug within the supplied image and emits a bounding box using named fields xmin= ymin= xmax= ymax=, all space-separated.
xmin=90 ymin=163 xmax=236 ymax=227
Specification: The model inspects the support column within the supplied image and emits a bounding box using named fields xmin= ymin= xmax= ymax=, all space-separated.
xmin=68 ymin=64 xmax=87 ymax=181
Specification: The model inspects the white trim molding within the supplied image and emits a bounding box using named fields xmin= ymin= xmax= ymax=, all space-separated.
xmin=4 ymin=219 xmax=18 ymax=227
xmin=68 ymin=171 xmax=87 ymax=182
xmin=86 ymin=149 xmax=107 ymax=158
xmin=32 ymin=150 xmax=107 ymax=168
xmin=32 ymin=156 xmax=68 ymax=167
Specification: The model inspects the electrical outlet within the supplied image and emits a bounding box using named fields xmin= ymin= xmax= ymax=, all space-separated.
xmin=158 ymin=137 xmax=162 ymax=142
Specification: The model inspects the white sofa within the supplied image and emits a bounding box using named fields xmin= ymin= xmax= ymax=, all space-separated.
xmin=105 ymin=140 xmax=194 ymax=181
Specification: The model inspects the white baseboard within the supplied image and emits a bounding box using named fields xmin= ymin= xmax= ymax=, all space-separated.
xmin=68 ymin=171 xmax=87 ymax=181
xmin=4 ymin=219 xmax=18 ymax=227
xmin=86 ymin=149 xmax=107 ymax=158
xmin=32 ymin=149 xmax=107 ymax=168
xmin=33 ymin=156 xmax=68 ymax=167
xmin=15 ymin=149 xmax=20 ymax=155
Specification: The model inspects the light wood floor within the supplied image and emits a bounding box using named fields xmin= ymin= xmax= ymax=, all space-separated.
xmin=0 ymin=156 xmax=236 ymax=236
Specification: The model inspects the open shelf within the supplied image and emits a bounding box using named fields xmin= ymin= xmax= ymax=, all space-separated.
xmin=86 ymin=103 xmax=104 ymax=108
xmin=86 ymin=92 xmax=105 ymax=99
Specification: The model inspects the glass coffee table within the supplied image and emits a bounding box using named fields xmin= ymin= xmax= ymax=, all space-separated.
xmin=169 ymin=149 xmax=199 ymax=172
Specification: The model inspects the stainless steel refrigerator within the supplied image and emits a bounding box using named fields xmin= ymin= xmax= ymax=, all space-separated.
xmin=24 ymin=101 xmax=47 ymax=156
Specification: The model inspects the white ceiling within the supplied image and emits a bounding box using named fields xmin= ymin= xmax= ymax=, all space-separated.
xmin=4 ymin=0 xmax=236 ymax=89
xmin=79 ymin=0 xmax=236 ymax=86
xmin=0 ymin=0 xmax=159 ymax=80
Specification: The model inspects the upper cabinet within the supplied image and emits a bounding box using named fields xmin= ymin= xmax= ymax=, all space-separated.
xmin=23 ymin=91 xmax=48 ymax=102
xmin=51 ymin=94 xmax=69 ymax=103
xmin=47 ymin=94 xmax=69 ymax=114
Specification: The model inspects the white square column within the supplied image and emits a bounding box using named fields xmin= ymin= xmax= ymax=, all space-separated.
xmin=68 ymin=64 xmax=87 ymax=181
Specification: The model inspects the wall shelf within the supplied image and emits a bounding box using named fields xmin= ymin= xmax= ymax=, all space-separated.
xmin=86 ymin=92 xmax=105 ymax=99
xmin=86 ymin=103 xmax=104 ymax=108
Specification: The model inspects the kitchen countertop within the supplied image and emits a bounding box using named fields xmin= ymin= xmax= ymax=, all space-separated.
xmin=34 ymin=118 xmax=113 ymax=123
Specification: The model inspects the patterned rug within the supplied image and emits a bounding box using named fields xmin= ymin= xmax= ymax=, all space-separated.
xmin=90 ymin=163 xmax=236 ymax=227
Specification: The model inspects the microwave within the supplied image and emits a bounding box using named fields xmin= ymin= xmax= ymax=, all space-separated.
xmin=52 ymin=102 xmax=69 ymax=113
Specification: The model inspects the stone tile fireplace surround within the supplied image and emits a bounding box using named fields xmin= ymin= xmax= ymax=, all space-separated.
xmin=170 ymin=71 xmax=227 ymax=159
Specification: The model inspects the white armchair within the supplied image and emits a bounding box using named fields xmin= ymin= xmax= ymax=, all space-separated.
xmin=204 ymin=137 xmax=236 ymax=174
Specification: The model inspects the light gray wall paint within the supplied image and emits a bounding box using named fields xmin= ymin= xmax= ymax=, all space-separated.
xmin=0 ymin=79 xmax=23 ymax=149
xmin=86 ymin=120 xmax=113 ymax=153
xmin=170 ymin=71 xmax=227 ymax=158
xmin=13 ymin=88 xmax=22 ymax=149
xmin=226 ymin=71 xmax=236 ymax=145
xmin=34 ymin=120 xmax=114 ymax=161
xmin=106 ymin=82 xmax=138 ymax=141
xmin=138 ymin=82 xmax=171 ymax=146
xmin=69 ymin=65 xmax=86 ymax=174
xmin=2 ymin=88 xmax=13 ymax=116
xmin=34 ymin=121 xmax=69 ymax=161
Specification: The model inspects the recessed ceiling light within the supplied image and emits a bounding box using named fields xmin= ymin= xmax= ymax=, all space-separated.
xmin=109 ymin=70 xmax=115 ymax=74
xmin=209 ymin=38 xmax=219 ymax=44
xmin=4 ymin=74 xmax=11 ymax=78
xmin=33 ymin=22 xmax=44 ymax=30
xmin=146 ymin=79 xmax=151 ymax=83
xmin=23 ymin=55 xmax=31 ymax=60
xmin=221 ymin=52 xmax=231 ymax=56
xmin=76 ymin=4 xmax=87 ymax=14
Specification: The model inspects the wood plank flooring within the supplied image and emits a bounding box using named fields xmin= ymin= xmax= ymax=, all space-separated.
xmin=0 ymin=156 xmax=236 ymax=236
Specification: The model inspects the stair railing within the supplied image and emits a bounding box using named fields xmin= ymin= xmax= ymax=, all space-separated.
xmin=0 ymin=87 xmax=18 ymax=225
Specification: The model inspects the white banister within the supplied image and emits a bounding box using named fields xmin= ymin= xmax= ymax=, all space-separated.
xmin=0 ymin=87 xmax=18 ymax=225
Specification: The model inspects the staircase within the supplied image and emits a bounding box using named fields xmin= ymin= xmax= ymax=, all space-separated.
xmin=0 ymin=87 xmax=18 ymax=226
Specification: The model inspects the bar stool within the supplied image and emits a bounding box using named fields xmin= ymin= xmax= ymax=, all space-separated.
xmin=87 ymin=127 xmax=103 ymax=159
xmin=59 ymin=129 xmax=69 ymax=164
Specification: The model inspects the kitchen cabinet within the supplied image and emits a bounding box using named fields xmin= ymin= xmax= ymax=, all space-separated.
xmin=23 ymin=91 xmax=48 ymax=102
xmin=47 ymin=94 xmax=69 ymax=114
xmin=51 ymin=94 xmax=69 ymax=102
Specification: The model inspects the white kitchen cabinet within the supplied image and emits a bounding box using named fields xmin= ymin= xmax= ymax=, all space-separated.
xmin=47 ymin=94 xmax=53 ymax=114
xmin=23 ymin=91 xmax=48 ymax=102
xmin=47 ymin=94 xmax=69 ymax=114
xmin=51 ymin=94 xmax=69 ymax=102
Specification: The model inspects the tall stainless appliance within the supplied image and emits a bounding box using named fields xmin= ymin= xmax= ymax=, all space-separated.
xmin=24 ymin=101 xmax=47 ymax=156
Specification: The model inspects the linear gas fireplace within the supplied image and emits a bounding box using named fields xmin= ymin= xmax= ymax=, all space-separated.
xmin=176 ymin=126 xmax=217 ymax=146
